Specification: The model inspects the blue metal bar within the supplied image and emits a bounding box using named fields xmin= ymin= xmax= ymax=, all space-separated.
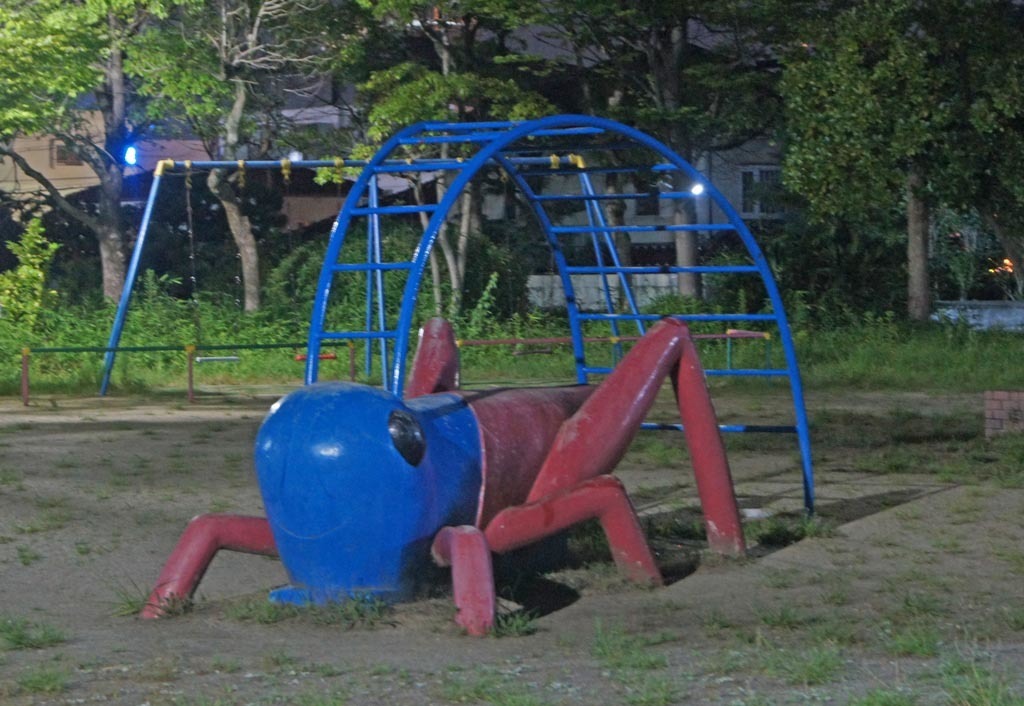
xmin=399 ymin=126 xmax=605 ymax=146
xmin=577 ymin=173 xmax=624 ymax=355
xmin=318 ymin=330 xmax=397 ymax=340
xmin=399 ymin=132 xmax=519 ymax=145
xmin=146 ymin=159 xmax=365 ymax=170
xmin=579 ymin=171 xmax=646 ymax=350
xmin=578 ymin=313 xmax=778 ymax=322
xmin=551 ymin=224 xmax=736 ymax=234
xmin=530 ymin=191 xmax=695 ymax=203
xmin=332 ymin=262 xmax=413 ymax=272
xmin=308 ymin=124 xmax=432 ymax=383
xmin=566 ymin=265 xmax=760 ymax=275
xmin=372 ymin=161 xmax=470 ymax=173
xmin=510 ymin=163 xmax=683 ymax=177
xmin=99 ymin=168 xmax=166 ymax=395
xmin=500 ymin=140 xmax=645 ymax=155
xmin=364 ymin=176 xmax=379 ymax=379
xmin=350 ymin=204 xmax=438 ymax=216
xmin=522 ymin=127 xmax=606 ymax=137
xmin=370 ymin=176 xmax=390 ymax=389
xmin=705 ymin=369 xmax=789 ymax=377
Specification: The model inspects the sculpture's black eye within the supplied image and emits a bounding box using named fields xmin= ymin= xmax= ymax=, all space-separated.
xmin=388 ymin=410 xmax=426 ymax=466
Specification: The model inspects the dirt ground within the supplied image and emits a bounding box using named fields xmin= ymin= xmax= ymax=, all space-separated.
xmin=1 ymin=385 xmax=1022 ymax=705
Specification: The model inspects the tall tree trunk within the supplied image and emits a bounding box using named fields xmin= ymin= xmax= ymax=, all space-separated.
xmin=98 ymin=22 xmax=129 ymax=300
xmin=451 ymin=185 xmax=482 ymax=316
xmin=673 ymin=173 xmax=700 ymax=298
xmin=210 ymin=78 xmax=260 ymax=312
xmin=906 ymin=167 xmax=930 ymax=321
xmin=650 ymin=22 xmax=701 ymax=299
xmin=96 ymin=170 xmax=126 ymax=300
xmin=207 ymin=169 xmax=260 ymax=312
xmin=96 ymin=221 xmax=126 ymax=300
xmin=414 ymin=180 xmax=444 ymax=314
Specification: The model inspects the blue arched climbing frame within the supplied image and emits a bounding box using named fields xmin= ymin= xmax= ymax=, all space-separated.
xmin=305 ymin=115 xmax=815 ymax=513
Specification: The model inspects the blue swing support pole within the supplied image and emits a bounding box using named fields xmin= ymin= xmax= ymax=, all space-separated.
xmin=101 ymin=158 xmax=364 ymax=396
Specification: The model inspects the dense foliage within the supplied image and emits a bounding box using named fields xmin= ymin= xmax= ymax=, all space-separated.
xmin=3 ymin=0 xmax=1024 ymax=396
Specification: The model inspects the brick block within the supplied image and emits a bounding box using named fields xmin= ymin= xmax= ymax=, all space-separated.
xmin=984 ymin=390 xmax=1024 ymax=438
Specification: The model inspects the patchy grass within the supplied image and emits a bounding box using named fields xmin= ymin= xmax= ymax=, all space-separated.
xmin=225 ymin=598 xmax=301 ymax=624
xmin=899 ymin=591 xmax=947 ymax=619
xmin=292 ymin=691 xmax=350 ymax=706
xmin=942 ymin=656 xmax=1024 ymax=706
xmin=883 ymin=624 xmax=941 ymax=658
xmin=110 ymin=579 xmax=152 ymax=617
xmin=490 ymin=607 xmax=538 ymax=638
xmin=439 ymin=668 xmax=545 ymax=706
xmin=762 ymin=644 xmax=845 ymax=686
xmin=0 ymin=616 xmax=66 ymax=650
xmin=225 ymin=594 xmax=391 ymax=629
xmin=15 ymin=499 xmax=72 ymax=534
xmin=849 ymin=689 xmax=919 ymax=706
xmin=744 ymin=514 xmax=835 ymax=548
xmin=15 ymin=545 xmax=41 ymax=566
xmin=591 ymin=621 xmax=671 ymax=671
xmin=15 ymin=665 xmax=68 ymax=694
xmin=756 ymin=605 xmax=811 ymax=630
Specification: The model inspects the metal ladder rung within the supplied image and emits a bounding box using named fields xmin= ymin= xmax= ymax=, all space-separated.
xmin=577 ymin=313 xmax=779 ymax=323
xmin=550 ymin=224 xmax=736 ymax=235
xmin=373 ymin=161 xmax=470 ymax=173
xmin=331 ymin=262 xmax=413 ymax=273
xmin=350 ymin=204 xmax=439 ymax=216
xmin=530 ymin=191 xmax=695 ymax=203
xmin=314 ymin=330 xmax=399 ymax=341
xmin=565 ymin=265 xmax=760 ymax=275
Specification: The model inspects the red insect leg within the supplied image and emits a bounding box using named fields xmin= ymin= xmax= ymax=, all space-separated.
xmin=487 ymin=475 xmax=662 ymax=584
xmin=405 ymin=317 xmax=460 ymax=398
xmin=526 ymin=318 xmax=744 ymax=555
xmin=140 ymin=514 xmax=277 ymax=618
xmin=673 ymin=331 xmax=745 ymax=555
xmin=431 ymin=526 xmax=496 ymax=636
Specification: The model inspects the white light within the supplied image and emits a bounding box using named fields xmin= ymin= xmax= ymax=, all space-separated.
xmin=287 ymin=150 xmax=304 ymax=162
xmin=124 ymin=146 xmax=138 ymax=166
xmin=690 ymin=183 xmax=705 ymax=196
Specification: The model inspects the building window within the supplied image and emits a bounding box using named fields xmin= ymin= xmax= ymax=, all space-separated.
xmin=740 ymin=166 xmax=783 ymax=218
xmin=51 ymin=141 xmax=83 ymax=167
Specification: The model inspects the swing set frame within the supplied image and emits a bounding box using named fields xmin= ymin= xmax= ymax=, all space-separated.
xmin=99 ymin=157 xmax=362 ymax=396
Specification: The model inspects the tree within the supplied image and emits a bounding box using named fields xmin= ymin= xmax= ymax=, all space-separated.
xmin=129 ymin=0 xmax=339 ymax=312
xmin=0 ymin=219 xmax=60 ymax=332
xmin=356 ymin=1 xmax=552 ymax=316
xmin=530 ymin=0 xmax=784 ymax=298
xmin=782 ymin=0 xmax=1024 ymax=317
xmin=923 ymin=1 xmax=1024 ymax=299
xmin=0 ymin=0 xmax=186 ymax=300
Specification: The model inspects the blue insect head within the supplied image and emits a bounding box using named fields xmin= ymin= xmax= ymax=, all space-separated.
xmin=254 ymin=382 xmax=481 ymax=605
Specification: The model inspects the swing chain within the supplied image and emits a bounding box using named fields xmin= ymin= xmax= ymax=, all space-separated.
xmin=184 ymin=160 xmax=202 ymax=345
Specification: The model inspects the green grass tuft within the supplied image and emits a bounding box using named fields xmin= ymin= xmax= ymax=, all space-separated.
xmin=16 ymin=665 xmax=68 ymax=694
xmin=490 ymin=608 xmax=538 ymax=638
xmin=591 ymin=621 xmax=668 ymax=671
xmin=0 ymin=616 xmax=66 ymax=650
